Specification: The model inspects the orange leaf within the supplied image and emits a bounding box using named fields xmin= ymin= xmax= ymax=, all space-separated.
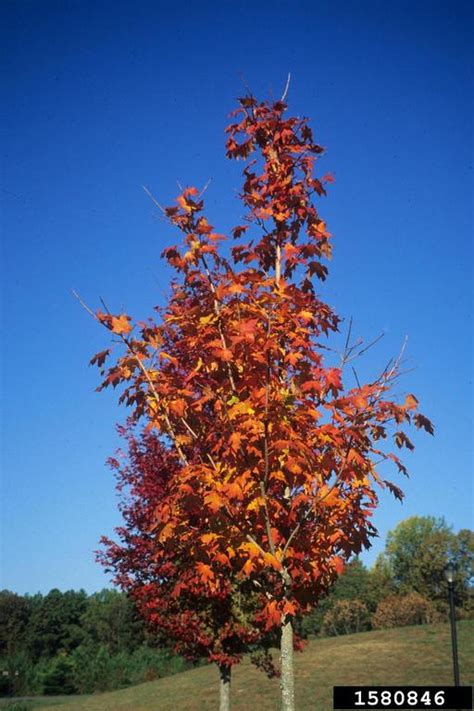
xmin=404 ymin=393 xmax=419 ymax=410
xmin=284 ymin=243 xmax=299 ymax=258
xmin=229 ymin=431 xmax=242 ymax=453
xmin=169 ymin=399 xmax=186 ymax=417
xmin=205 ymin=491 xmax=222 ymax=513
xmin=325 ymin=368 xmax=342 ymax=393
xmin=242 ymin=559 xmax=255 ymax=576
xmin=263 ymin=551 xmax=282 ymax=571
xmin=226 ymin=481 xmax=243 ymax=500
xmin=229 ymin=282 xmax=245 ymax=295
xmin=196 ymin=562 xmax=214 ymax=582
xmin=285 ymin=351 xmax=303 ymax=366
xmin=282 ymin=600 xmax=297 ymax=617
xmin=298 ymin=310 xmax=313 ymax=323
xmin=301 ymin=380 xmax=322 ymax=394
xmin=110 ymin=314 xmax=132 ymax=335
xmin=264 ymin=600 xmax=281 ymax=630
xmin=214 ymin=551 xmax=230 ymax=566
xmin=158 ymin=522 xmax=174 ymax=542
xmin=196 ymin=217 xmax=212 ymax=234
xmin=321 ymin=173 xmax=335 ymax=183
xmin=353 ymin=394 xmax=367 ymax=409
xmin=217 ymin=348 xmax=234 ymax=362
xmin=247 ymin=497 xmax=264 ymax=512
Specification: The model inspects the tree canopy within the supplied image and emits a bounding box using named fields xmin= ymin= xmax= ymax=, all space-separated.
xmin=381 ymin=516 xmax=474 ymax=605
xmin=84 ymin=91 xmax=434 ymax=710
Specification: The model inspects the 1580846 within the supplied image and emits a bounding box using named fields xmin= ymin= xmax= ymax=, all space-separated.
xmin=333 ymin=685 xmax=473 ymax=710
xmin=354 ymin=689 xmax=445 ymax=706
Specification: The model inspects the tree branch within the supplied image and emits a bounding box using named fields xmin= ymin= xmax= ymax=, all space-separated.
xmin=74 ymin=290 xmax=189 ymax=466
xmin=280 ymin=73 xmax=291 ymax=103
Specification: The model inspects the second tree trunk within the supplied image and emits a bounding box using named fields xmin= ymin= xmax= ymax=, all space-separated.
xmin=219 ymin=663 xmax=231 ymax=711
xmin=280 ymin=617 xmax=295 ymax=711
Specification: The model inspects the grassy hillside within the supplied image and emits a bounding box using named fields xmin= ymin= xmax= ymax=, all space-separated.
xmin=3 ymin=621 xmax=473 ymax=711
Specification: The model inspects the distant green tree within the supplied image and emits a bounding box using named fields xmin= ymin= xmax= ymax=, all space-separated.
xmin=94 ymin=646 xmax=114 ymax=692
xmin=331 ymin=559 xmax=370 ymax=601
xmin=80 ymin=590 xmax=145 ymax=655
xmin=26 ymin=589 xmax=87 ymax=660
xmin=0 ymin=651 xmax=33 ymax=696
xmin=69 ymin=643 xmax=97 ymax=694
xmin=383 ymin=517 xmax=473 ymax=606
xmin=301 ymin=559 xmax=371 ymax=636
xmin=0 ymin=591 xmax=32 ymax=657
xmin=39 ymin=653 xmax=75 ymax=695
xmin=366 ymin=554 xmax=398 ymax=610
xmin=454 ymin=529 xmax=474 ymax=608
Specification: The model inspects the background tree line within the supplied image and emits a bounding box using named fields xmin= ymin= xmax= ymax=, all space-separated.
xmin=1 ymin=516 xmax=472 ymax=698
xmin=0 ymin=588 xmax=192 ymax=697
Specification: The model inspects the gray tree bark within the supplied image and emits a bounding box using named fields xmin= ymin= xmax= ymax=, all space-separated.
xmin=219 ymin=663 xmax=231 ymax=711
xmin=280 ymin=617 xmax=295 ymax=711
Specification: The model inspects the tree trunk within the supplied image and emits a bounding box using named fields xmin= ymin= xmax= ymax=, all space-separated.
xmin=280 ymin=617 xmax=295 ymax=711
xmin=219 ymin=663 xmax=231 ymax=711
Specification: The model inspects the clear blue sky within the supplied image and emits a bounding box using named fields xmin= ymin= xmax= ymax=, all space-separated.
xmin=1 ymin=0 xmax=472 ymax=595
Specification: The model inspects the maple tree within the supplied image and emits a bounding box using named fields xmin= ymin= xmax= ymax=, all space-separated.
xmin=82 ymin=90 xmax=433 ymax=710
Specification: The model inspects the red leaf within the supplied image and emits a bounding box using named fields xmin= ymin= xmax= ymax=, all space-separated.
xmin=414 ymin=413 xmax=434 ymax=435
xmin=394 ymin=431 xmax=415 ymax=450
xmin=384 ymin=480 xmax=404 ymax=502
xmin=89 ymin=349 xmax=111 ymax=368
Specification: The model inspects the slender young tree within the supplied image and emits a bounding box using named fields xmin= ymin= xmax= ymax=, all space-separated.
xmin=82 ymin=90 xmax=433 ymax=710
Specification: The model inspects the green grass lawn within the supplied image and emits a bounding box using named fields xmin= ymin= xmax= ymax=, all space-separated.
xmin=2 ymin=621 xmax=473 ymax=711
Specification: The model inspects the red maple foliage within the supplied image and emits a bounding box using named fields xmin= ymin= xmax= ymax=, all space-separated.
xmin=99 ymin=425 xmax=279 ymax=682
xmin=85 ymin=92 xmax=433 ymax=709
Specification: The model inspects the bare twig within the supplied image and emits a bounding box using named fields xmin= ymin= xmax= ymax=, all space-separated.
xmin=180 ymin=417 xmax=199 ymax=440
xmin=282 ymin=506 xmax=312 ymax=559
xmin=246 ymin=533 xmax=268 ymax=559
xmin=355 ymin=332 xmax=385 ymax=358
xmin=341 ymin=329 xmax=384 ymax=367
xmin=377 ymin=337 xmax=408 ymax=388
xmin=368 ymin=336 xmax=409 ymax=408
xmin=280 ymin=72 xmax=291 ymax=103
xmin=142 ymin=185 xmax=166 ymax=215
xmin=343 ymin=317 xmax=353 ymax=361
xmin=72 ymin=290 xmax=97 ymax=320
xmin=99 ymin=296 xmax=111 ymax=315
xmin=260 ymin=481 xmax=276 ymax=556
xmin=199 ymin=177 xmax=212 ymax=197
xmin=237 ymin=71 xmax=253 ymax=96
xmin=352 ymin=366 xmax=361 ymax=389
